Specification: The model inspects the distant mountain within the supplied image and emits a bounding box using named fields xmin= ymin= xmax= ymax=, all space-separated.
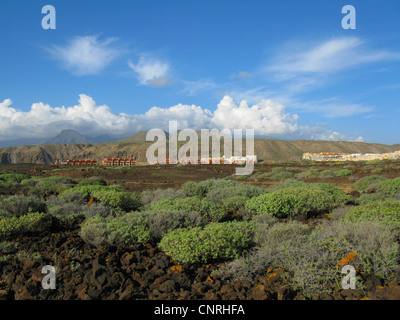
xmin=117 ymin=131 xmax=151 ymax=143
xmin=44 ymin=130 xmax=116 ymax=145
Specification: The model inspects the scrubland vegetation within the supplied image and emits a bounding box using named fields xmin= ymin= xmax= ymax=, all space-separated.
xmin=1 ymin=159 xmax=400 ymax=299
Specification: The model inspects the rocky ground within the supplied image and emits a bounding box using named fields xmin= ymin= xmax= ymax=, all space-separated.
xmin=1 ymin=217 xmax=400 ymax=301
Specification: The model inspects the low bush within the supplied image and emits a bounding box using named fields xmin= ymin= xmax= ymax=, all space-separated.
xmin=253 ymin=220 xmax=310 ymax=246
xmin=334 ymin=169 xmax=353 ymax=177
xmin=80 ymin=213 xmax=151 ymax=247
xmin=180 ymin=179 xmax=238 ymax=197
xmin=77 ymin=176 xmax=107 ymax=187
xmin=318 ymin=170 xmax=335 ymax=179
xmin=0 ymin=212 xmax=52 ymax=239
xmin=295 ymin=168 xmax=320 ymax=180
xmin=218 ymin=220 xmax=400 ymax=297
xmin=28 ymin=176 xmax=77 ymax=197
xmin=371 ymin=168 xmax=384 ymax=174
xmin=61 ymin=185 xmax=122 ymax=202
xmin=221 ymin=195 xmax=249 ymax=212
xmin=311 ymin=183 xmax=351 ymax=206
xmin=140 ymin=188 xmax=185 ymax=206
xmin=206 ymin=183 xmax=265 ymax=203
xmin=245 ymin=186 xmax=337 ymax=218
xmin=270 ymin=170 xmax=295 ymax=181
xmin=150 ymin=196 xmax=227 ymax=222
xmin=0 ymin=195 xmax=46 ymax=218
xmin=142 ymin=210 xmax=205 ymax=241
xmin=0 ymin=173 xmax=31 ymax=184
xmin=269 ymin=179 xmax=307 ymax=191
xmin=352 ymin=176 xmax=387 ymax=192
xmin=377 ymin=178 xmax=400 ymax=196
xmin=159 ymin=221 xmax=254 ymax=264
xmin=91 ymin=189 xmax=141 ymax=211
xmin=356 ymin=193 xmax=397 ymax=205
xmin=344 ymin=199 xmax=400 ymax=229
xmin=46 ymin=196 xmax=115 ymax=221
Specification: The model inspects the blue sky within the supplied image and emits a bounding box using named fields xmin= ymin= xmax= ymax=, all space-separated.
xmin=0 ymin=0 xmax=399 ymax=145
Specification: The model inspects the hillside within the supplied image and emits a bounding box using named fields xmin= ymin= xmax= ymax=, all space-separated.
xmin=44 ymin=130 xmax=117 ymax=145
xmin=0 ymin=135 xmax=399 ymax=164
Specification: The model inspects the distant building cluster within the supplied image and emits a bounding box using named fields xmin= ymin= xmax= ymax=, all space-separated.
xmin=156 ymin=155 xmax=258 ymax=165
xmin=54 ymin=158 xmax=137 ymax=166
xmin=102 ymin=158 xmax=137 ymax=166
xmin=54 ymin=159 xmax=99 ymax=166
xmin=303 ymin=151 xmax=400 ymax=161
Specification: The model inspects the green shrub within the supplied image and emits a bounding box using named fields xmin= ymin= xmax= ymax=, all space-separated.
xmin=270 ymin=170 xmax=295 ymax=181
xmin=180 ymin=179 xmax=238 ymax=197
xmin=0 ymin=212 xmax=51 ymax=239
xmin=20 ymin=178 xmax=36 ymax=187
xmin=0 ymin=173 xmax=30 ymax=184
xmin=311 ymin=183 xmax=351 ymax=206
xmin=61 ymin=185 xmax=119 ymax=200
xmin=80 ymin=213 xmax=151 ymax=247
xmin=106 ymin=213 xmax=151 ymax=245
xmin=344 ymin=199 xmax=400 ymax=229
xmin=140 ymin=188 xmax=185 ymax=206
xmin=0 ymin=195 xmax=46 ymax=218
xmin=150 ymin=196 xmax=227 ymax=222
xmin=318 ymin=170 xmax=335 ymax=178
xmin=295 ymin=168 xmax=320 ymax=180
xmin=352 ymin=176 xmax=387 ymax=192
xmin=91 ymin=189 xmax=141 ymax=211
xmin=206 ymin=183 xmax=265 ymax=203
xmin=245 ymin=186 xmax=337 ymax=218
xmin=270 ymin=179 xmax=307 ymax=191
xmin=77 ymin=176 xmax=107 ymax=187
xmin=80 ymin=216 xmax=108 ymax=247
xmin=371 ymin=168 xmax=384 ymax=174
xmin=334 ymin=169 xmax=353 ymax=177
xmin=377 ymin=178 xmax=400 ymax=196
xmin=46 ymin=196 xmax=114 ymax=221
xmin=253 ymin=220 xmax=310 ymax=246
xmin=221 ymin=196 xmax=249 ymax=212
xmin=28 ymin=176 xmax=76 ymax=197
xmin=159 ymin=221 xmax=254 ymax=264
xmin=142 ymin=210 xmax=205 ymax=241
xmin=356 ymin=193 xmax=396 ymax=205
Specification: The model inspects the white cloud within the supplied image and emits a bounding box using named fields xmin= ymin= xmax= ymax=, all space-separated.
xmin=48 ymin=35 xmax=123 ymax=75
xmin=138 ymin=103 xmax=213 ymax=130
xmin=268 ymin=37 xmax=400 ymax=79
xmin=0 ymin=94 xmax=362 ymax=144
xmin=212 ymin=96 xmax=299 ymax=135
xmin=128 ymin=55 xmax=170 ymax=87
xmin=0 ymin=95 xmax=140 ymax=141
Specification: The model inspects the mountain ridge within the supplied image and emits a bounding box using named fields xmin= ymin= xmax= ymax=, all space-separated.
xmin=0 ymin=132 xmax=399 ymax=164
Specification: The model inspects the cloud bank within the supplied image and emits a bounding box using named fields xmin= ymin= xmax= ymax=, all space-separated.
xmin=0 ymin=94 xmax=362 ymax=145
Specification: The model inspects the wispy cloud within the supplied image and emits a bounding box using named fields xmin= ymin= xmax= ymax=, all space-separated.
xmin=228 ymin=71 xmax=253 ymax=79
xmin=48 ymin=35 xmax=124 ymax=75
xmin=267 ymin=37 xmax=400 ymax=80
xmin=128 ymin=55 xmax=171 ymax=87
xmin=181 ymin=79 xmax=217 ymax=96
